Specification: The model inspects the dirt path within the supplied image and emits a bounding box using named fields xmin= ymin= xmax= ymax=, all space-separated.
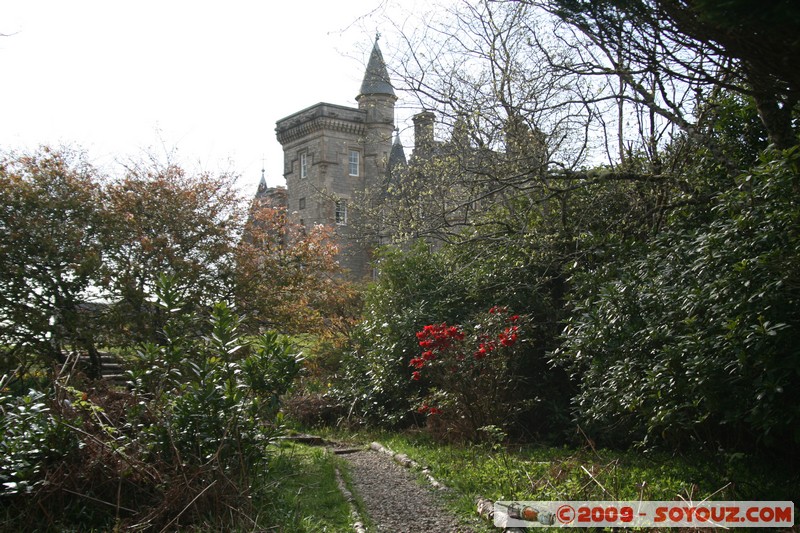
xmin=340 ymin=449 xmax=481 ymax=532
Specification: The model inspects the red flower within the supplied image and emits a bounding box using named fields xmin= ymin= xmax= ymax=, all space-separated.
xmin=411 ymin=371 xmax=421 ymax=381
xmin=418 ymin=404 xmax=441 ymax=415
xmin=498 ymin=325 xmax=520 ymax=347
xmin=409 ymin=357 xmax=425 ymax=369
xmin=509 ymin=315 xmax=520 ymax=322
xmin=421 ymin=350 xmax=435 ymax=361
xmin=476 ymin=342 xmax=496 ymax=357
xmin=446 ymin=325 xmax=464 ymax=340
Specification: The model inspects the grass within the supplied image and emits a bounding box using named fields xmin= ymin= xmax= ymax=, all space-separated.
xmin=0 ymin=439 xmax=359 ymax=533
xmin=308 ymin=427 xmax=799 ymax=529
xmin=257 ymin=441 xmax=359 ymax=532
xmin=387 ymin=432 xmax=798 ymax=521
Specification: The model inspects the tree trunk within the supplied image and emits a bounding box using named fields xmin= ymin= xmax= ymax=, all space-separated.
xmin=745 ymin=65 xmax=798 ymax=150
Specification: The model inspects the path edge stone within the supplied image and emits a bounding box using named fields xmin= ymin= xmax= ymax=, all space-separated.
xmin=369 ymin=441 xmax=448 ymax=490
xmin=332 ymin=454 xmax=368 ymax=533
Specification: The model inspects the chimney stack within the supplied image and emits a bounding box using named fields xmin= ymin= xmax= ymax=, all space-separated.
xmin=413 ymin=111 xmax=436 ymax=154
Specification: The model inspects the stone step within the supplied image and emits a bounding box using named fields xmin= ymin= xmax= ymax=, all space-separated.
xmin=70 ymin=352 xmax=128 ymax=382
xmin=331 ymin=447 xmax=365 ymax=455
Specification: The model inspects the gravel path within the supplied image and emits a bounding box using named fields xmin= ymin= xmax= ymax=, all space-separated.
xmin=341 ymin=449 xmax=478 ymax=533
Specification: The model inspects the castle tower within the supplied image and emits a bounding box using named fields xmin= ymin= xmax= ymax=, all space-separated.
xmin=275 ymin=37 xmax=396 ymax=279
xmin=357 ymin=36 xmax=398 ymax=193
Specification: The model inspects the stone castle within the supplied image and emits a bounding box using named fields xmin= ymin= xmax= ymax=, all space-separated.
xmin=253 ymin=37 xmax=550 ymax=280
xmin=251 ymin=37 xmax=423 ymax=280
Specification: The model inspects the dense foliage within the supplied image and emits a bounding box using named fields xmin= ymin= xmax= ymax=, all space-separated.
xmin=1 ymin=277 xmax=302 ymax=530
xmin=0 ymin=147 xmax=353 ymax=529
xmin=331 ymin=242 xmax=456 ymax=428
xmin=328 ymin=0 xmax=799 ymax=462
xmin=2 ymin=0 xmax=800 ymax=528
xmin=0 ymin=146 xmax=353 ymax=375
xmin=557 ymin=148 xmax=800 ymax=451
xmin=0 ymin=147 xmax=104 ymax=369
xmin=332 ymin=236 xmax=574 ymax=439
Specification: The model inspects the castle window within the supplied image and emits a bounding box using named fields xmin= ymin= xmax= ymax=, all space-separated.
xmin=300 ymin=153 xmax=308 ymax=179
xmin=299 ymin=197 xmax=306 ymax=210
xmin=349 ymin=150 xmax=359 ymax=176
xmin=335 ymin=200 xmax=347 ymax=225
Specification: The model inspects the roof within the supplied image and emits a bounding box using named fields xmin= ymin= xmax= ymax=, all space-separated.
xmin=388 ymin=130 xmax=407 ymax=172
xmin=255 ymin=172 xmax=269 ymax=198
xmin=358 ymin=39 xmax=395 ymax=98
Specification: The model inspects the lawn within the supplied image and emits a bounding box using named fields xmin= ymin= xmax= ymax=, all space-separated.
xmin=315 ymin=428 xmax=799 ymax=529
xmin=258 ymin=441 xmax=363 ymax=532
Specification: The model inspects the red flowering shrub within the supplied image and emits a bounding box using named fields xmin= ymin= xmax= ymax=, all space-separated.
xmin=411 ymin=307 xmax=526 ymax=441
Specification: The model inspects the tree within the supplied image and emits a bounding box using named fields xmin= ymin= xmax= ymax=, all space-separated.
xmin=0 ymin=147 xmax=104 ymax=373
xmin=651 ymin=0 xmax=800 ymax=149
xmin=540 ymin=0 xmax=800 ymax=151
xmin=371 ymin=0 xmax=798 ymax=251
xmin=235 ymin=205 xmax=360 ymax=335
xmin=100 ymin=158 xmax=243 ymax=345
xmin=0 ymin=142 xmax=357 ymax=370
xmin=393 ymin=0 xmax=589 ymax=166
xmin=354 ymin=0 xmax=691 ymax=249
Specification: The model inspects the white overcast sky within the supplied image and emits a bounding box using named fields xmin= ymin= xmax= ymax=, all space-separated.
xmin=1 ymin=1 xmax=431 ymax=195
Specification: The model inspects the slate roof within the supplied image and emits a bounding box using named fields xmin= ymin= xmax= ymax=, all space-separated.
xmin=255 ymin=171 xmax=269 ymax=198
xmin=359 ymin=39 xmax=395 ymax=98
xmin=388 ymin=130 xmax=407 ymax=172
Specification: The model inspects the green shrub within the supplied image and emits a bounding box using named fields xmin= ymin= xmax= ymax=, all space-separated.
xmin=0 ymin=381 xmax=75 ymax=495
xmin=0 ymin=274 xmax=303 ymax=531
xmin=557 ymin=147 xmax=800 ymax=452
xmin=127 ymin=274 xmax=303 ymax=473
xmin=331 ymin=236 xmax=573 ymax=438
xmin=330 ymin=241 xmax=462 ymax=428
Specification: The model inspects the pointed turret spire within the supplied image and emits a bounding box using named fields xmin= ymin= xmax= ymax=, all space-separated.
xmin=358 ymin=35 xmax=395 ymax=99
xmin=256 ymin=164 xmax=268 ymax=198
xmin=388 ymin=128 xmax=407 ymax=173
